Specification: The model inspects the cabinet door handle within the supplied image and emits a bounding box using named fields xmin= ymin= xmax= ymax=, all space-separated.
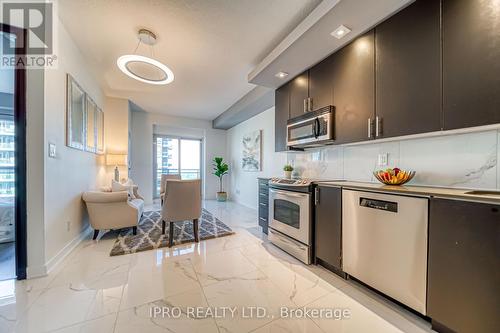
xmin=376 ymin=116 xmax=382 ymax=137
xmin=303 ymin=99 xmax=307 ymax=113
xmin=368 ymin=118 xmax=373 ymax=138
xmin=308 ymin=97 xmax=313 ymax=112
xmin=314 ymin=187 xmax=320 ymax=205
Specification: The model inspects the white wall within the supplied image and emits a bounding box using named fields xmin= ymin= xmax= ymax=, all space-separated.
xmin=129 ymin=108 xmax=227 ymax=204
xmin=226 ymin=107 xmax=286 ymax=209
xmin=26 ymin=68 xmax=46 ymax=277
xmin=26 ymin=17 xmax=106 ymax=276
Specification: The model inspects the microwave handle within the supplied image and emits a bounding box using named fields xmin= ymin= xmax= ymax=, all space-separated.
xmin=314 ymin=118 xmax=320 ymax=138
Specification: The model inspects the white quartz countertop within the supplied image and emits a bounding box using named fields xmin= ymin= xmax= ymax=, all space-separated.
xmin=314 ymin=181 xmax=500 ymax=205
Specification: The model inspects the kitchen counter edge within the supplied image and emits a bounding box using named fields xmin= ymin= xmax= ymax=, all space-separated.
xmin=314 ymin=181 xmax=500 ymax=205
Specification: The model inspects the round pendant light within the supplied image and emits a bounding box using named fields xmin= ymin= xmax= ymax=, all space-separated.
xmin=117 ymin=29 xmax=174 ymax=85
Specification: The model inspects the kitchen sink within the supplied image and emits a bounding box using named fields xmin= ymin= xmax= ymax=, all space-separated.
xmin=463 ymin=190 xmax=500 ymax=197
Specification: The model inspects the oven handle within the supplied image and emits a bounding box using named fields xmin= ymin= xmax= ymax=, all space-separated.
xmin=269 ymin=188 xmax=309 ymax=198
xmin=269 ymin=228 xmax=308 ymax=251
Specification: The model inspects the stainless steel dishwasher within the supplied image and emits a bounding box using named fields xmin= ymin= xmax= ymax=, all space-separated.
xmin=342 ymin=189 xmax=429 ymax=315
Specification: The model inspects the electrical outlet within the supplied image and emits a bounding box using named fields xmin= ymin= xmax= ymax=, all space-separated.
xmin=48 ymin=143 xmax=56 ymax=158
xmin=66 ymin=221 xmax=71 ymax=231
xmin=378 ymin=153 xmax=388 ymax=166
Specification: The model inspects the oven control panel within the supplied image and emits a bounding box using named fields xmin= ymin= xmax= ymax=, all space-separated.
xmin=270 ymin=178 xmax=312 ymax=186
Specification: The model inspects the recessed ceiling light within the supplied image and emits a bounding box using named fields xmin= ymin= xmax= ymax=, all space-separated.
xmin=331 ymin=25 xmax=351 ymax=39
xmin=117 ymin=29 xmax=174 ymax=85
xmin=275 ymin=71 xmax=289 ymax=79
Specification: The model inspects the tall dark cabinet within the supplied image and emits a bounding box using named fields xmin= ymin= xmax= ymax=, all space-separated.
xmin=274 ymin=0 xmax=500 ymax=149
xmin=275 ymin=84 xmax=289 ymax=152
xmin=288 ymin=71 xmax=309 ymax=119
xmin=443 ymin=0 xmax=500 ymax=129
xmin=314 ymin=185 xmax=343 ymax=276
xmin=332 ymin=30 xmax=375 ymax=144
xmin=308 ymin=56 xmax=334 ymax=112
xmin=428 ymin=198 xmax=500 ymax=333
xmin=375 ymin=0 xmax=441 ymax=138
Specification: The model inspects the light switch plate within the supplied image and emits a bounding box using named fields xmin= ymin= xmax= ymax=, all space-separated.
xmin=49 ymin=143 xmax=56 ymax=158
xmin=378 ymin=153 xmax=388 ymax=166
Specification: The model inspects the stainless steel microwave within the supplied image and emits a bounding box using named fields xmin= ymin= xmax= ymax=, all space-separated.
xmin=286 ymin=106 xmax=334 ymax=148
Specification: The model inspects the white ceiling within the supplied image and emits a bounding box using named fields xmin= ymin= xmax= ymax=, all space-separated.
xmin=249 ymin=0 xmax=414 ymax=88
xmin=58 ymin=0 xmax=321 ymax=120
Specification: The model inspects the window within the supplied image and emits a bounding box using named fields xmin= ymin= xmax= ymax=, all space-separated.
xmin=153 ymin=135 xmax=202 ymax=198
xmin=0 ymin=116 xmax=15 ymax=197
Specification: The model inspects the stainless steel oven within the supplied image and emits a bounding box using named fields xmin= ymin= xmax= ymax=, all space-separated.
xmin=268 ymin=178 xmax=313 ymax=264
xmin=287 ymin=106 xmax=334 ymax=148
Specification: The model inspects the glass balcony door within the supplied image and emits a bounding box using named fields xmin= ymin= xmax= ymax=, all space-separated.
xmin=0 ymin=25 xmax=27 ymax=280
xmin=153 ymin=135 xmax=202 ymax=198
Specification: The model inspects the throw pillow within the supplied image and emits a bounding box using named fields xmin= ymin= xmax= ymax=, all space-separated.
xmin=111 ymin=180 xmax=136 ymax=199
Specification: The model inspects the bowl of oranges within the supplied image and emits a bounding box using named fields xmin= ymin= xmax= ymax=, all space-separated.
xmin=373 ymin=168 xmax=415 ymax=186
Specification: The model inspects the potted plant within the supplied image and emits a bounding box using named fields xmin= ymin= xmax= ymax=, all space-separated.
xmin=283 ymin=164 xmax=294 ymax=179
xmin=213 ymin=157 xmax=229 ymax=201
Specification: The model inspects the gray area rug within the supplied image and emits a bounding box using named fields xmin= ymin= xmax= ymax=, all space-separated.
xmin=110 ymin=209 xmax=234 ymax=256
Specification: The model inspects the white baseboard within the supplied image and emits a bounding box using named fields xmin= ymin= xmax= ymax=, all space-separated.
xmin=26 ymin=264 xmax=47 ymax=278
xmin=27 ymin=226 xmax=92 ymax=279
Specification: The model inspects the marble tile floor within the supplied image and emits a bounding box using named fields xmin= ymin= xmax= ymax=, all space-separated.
xmin=0 ymin=242 xmax=16 ymax=281
xmin=0 ymin=200 xmax=436 ymax=333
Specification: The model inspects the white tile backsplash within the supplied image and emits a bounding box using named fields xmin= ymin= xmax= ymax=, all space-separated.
xmin=497 ymin=131 xmax=500 ymax=189
xmin=399 ymin=131 xmax=497 ymax=189
xmin=343 ymin=141 xmax=400 ymax=182
xmin=289 ymin=147 xmax=343 ymax=179
xmin=288 ymin=129 xmax=499 ymax=190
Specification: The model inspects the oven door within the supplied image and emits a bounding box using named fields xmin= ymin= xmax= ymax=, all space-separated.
xmin=269 ymin=188 xmax=311 ymax=245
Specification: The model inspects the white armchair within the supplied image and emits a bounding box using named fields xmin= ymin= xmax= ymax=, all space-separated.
xmin=160 ymin=174 xmax=181 ymax=205
xmin=82 ymin=190 xmax=144 ymax=240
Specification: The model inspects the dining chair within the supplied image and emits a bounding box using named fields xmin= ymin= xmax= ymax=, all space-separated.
xmin=161 ymin=179 xmax=202 ymax=247
xmin=160 ymin=174 xmax=181 ymax=205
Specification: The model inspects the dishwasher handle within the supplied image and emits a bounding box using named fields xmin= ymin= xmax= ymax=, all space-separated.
xmin=359 ymin=197 xmax=398 ymax=213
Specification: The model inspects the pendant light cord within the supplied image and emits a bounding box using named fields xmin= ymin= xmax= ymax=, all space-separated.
xmin=133 ymin=38 xmax=141 ymax=54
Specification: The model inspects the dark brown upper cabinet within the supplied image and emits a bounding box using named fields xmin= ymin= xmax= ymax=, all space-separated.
xmin=332 ymin=30 xmax=375 ymax=144
xmin=289 ymin=71 xmax=309 ymax=119
xmin=309 ymin=56 xmax=334 ymax=112
xmin=275 ymin=84 xmax=290 ymax=152
xmin=443 ymin=0 xmax=500 ymax=129
xmin=375 ymin=0 xmax=441 ymax=138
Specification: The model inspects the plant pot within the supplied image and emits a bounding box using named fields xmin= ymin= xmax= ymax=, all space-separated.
xmin=284 ymin=171 xmax=292 ymax=179
xmin=216 ymin=192 xmax=227 ymax=202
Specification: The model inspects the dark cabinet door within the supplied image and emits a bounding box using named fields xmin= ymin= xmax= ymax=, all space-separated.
xmin=443 ymin=0 xmax=500 ymax=129
xmin=275 ymin=84 xmax=289 ymax=152
xmin=375 ymin=0 xmax=441 ymax=138
xmin=309 ymin=56 xmax=334 ymax=112
xmin=428 ymin=198 xmax=500 ymax=333
xmin=258 ymin=179 xmax=269 ymax=234
xmin=289 ymin=71 xmax=309 ymax=119
xmin=314 ymin=186 xmax=342 ymax=273
xmin=332 ymin=30 xmax=375 ymax=144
